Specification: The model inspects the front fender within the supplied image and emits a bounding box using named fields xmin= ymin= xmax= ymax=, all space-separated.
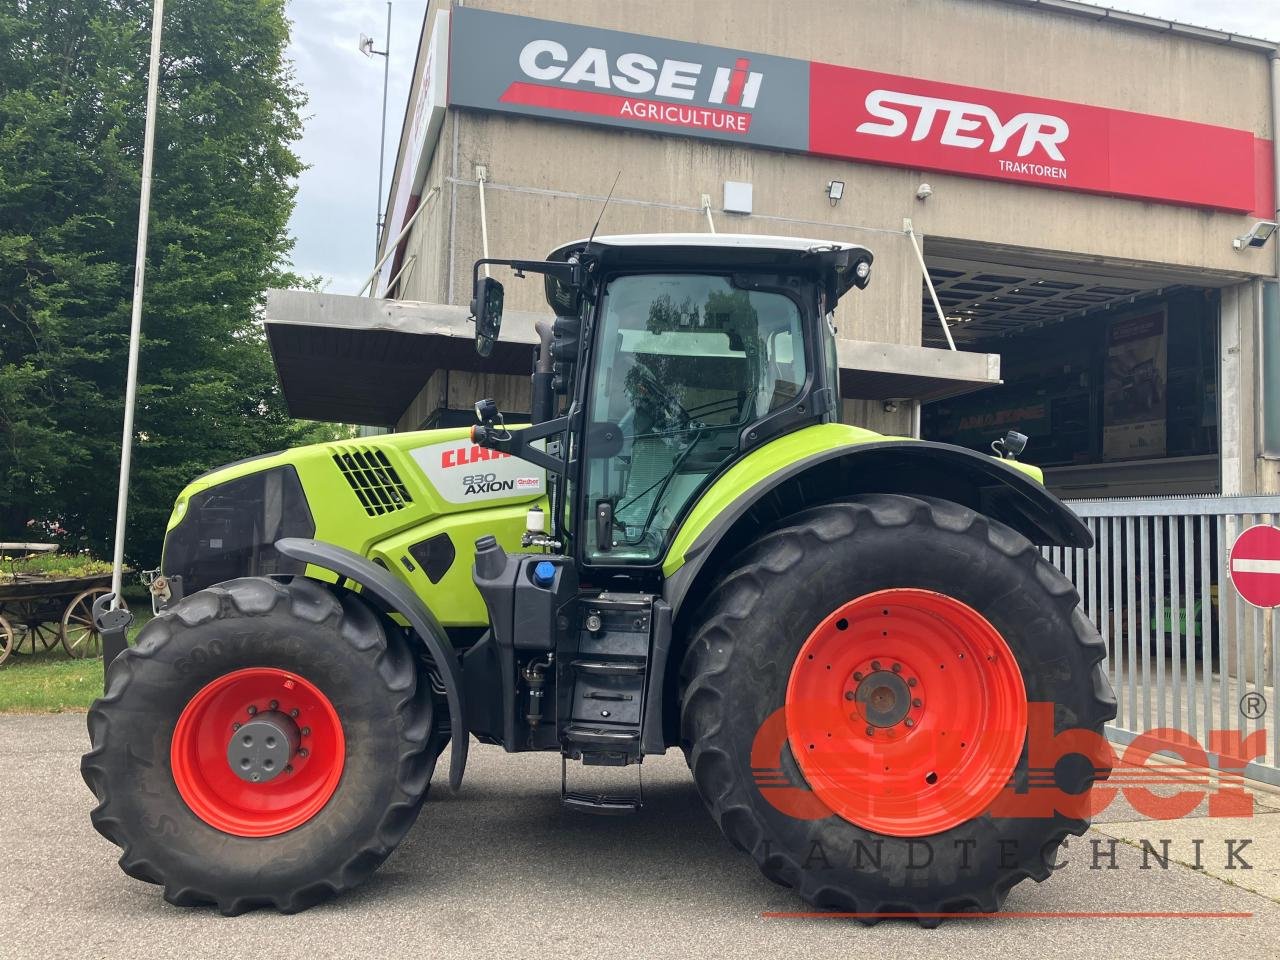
xmin=662 ymin=431 xmax=1092 ymax=619
xmin=275 ymin=537 xmax=468 ymax=789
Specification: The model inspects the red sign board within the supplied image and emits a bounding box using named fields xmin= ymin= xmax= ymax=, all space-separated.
xmin=808 ymin=63 xmax=1267 ymax=213
xmin=449 ymin=9 xmax=1275 ymax=215
xmin=1229 ymin=524 xmax=1280 ymax=609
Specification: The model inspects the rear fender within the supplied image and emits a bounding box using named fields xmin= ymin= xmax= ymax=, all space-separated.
xmin=663 ymin=438 xmax=1092 ymax=620
xmin=275 ymin=537 xmax=468 ymax=789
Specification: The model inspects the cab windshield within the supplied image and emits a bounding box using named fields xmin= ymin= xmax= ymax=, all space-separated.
xmin=583 ymin=273 xmax=807 ymax=563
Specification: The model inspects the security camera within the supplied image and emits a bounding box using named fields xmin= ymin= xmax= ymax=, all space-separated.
xmin=916 ymin=183 xmax=933 ymax=201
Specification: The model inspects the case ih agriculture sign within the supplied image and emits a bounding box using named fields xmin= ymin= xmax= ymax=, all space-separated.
xmin=448 ymin=8 xmax=1272 ymax=213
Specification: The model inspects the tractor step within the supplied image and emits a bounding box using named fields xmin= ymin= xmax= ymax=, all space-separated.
xmin=568 ymin=658 xmax=645 ymax=675
xmin=560 ymin=593 xmax=654 ymax=766
xmin=560 ymin=756 xmax=643 ymax=814
xmin=561 ymin=792 xmax=642 ymax=815
xmin=562 ymin=723 xmax=639 ymax=745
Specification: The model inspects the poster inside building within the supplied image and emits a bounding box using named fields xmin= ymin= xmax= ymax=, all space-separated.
xmin=1102 ymin=309 xmax=1167 ymax=461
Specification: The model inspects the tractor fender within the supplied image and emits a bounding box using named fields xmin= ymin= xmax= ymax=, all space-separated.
xmin=662 ymin=439 xmax=1093 ymax=620
xmin=275 ymin=537 xmax=468 ymax=790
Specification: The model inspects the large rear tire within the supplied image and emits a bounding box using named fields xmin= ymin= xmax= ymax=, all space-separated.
xmin=82 ymin=577 xmax=441 ymax=914
xmin=679 ymin=495 xmax=1116 ymax=922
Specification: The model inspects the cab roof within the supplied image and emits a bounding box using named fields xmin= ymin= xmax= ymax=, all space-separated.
xmin=544 ymin=233 xmax=874 ymax=312
xmin=548 ymin=232 xmax=869 ymax=259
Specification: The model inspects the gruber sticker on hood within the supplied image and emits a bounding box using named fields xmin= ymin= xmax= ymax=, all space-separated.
xmin=410 ymin=440 xmax=546 ymax=504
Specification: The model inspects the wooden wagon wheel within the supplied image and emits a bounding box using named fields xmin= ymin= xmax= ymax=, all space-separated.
xmin=11 ymin=600 xmax=62 ymax=654
xmin=62 ymin=589 xmax=129 ymax=660
xmin=0 ymin=613 xmax=13 ymax=666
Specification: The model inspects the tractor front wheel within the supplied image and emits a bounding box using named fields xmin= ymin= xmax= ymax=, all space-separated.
xmin=680 ymin=495 xmax=1116 ymax=922
xmin=82 ymin=577 xmax=440 ymax=914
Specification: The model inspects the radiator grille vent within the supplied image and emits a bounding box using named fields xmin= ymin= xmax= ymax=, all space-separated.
xmin=333 ymin=447 xmax=412 ymax=516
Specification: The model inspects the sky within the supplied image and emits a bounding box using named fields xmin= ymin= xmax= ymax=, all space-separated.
xmin=285 ymin=0 xmax=428 ymax=294
xmin=283 ymin=0 xmax=1280 ymax=295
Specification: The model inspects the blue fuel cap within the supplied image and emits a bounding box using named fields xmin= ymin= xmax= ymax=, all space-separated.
xmin=532 ymin=560 xmax=557 ymax=587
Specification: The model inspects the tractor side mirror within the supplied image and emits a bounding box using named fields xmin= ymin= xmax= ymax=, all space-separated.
xmin=471 ymin=276 xmax=505 ymax=357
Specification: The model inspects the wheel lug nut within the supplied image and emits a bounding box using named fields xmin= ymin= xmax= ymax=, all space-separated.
xmin=904 ymin=718 xmax=915 ymax=728
xmin=247 ymin=705 xmax=257 ymax=716
xmin=892 ymin=663 xmax=902 ymax=673
xmin=871 ymin=660 xmax=881 ymax=671
xmin=912 ymin=698 xmax=923 ymax=708
xmin=269 ymin=700 xmax=278 ymax=710
xmin=301 ymin=727 xmax=311 ymax=737
xmin=853 ymin=671 xmax=863 ymax=681
xmin=865 ymin=726 xmax=874 ymax=737
xmin=907 ymin=677 xmax=917 ymax=687
xmin=284 ymin=764 xmax=294 ymax=774
xmin=298 ymin=748 xmax=309 ymax=758
xmin=290 ymin=709 xmax=299 ymax=718
xmin=232 ymin=722 xmax=241 ymax=731
xmin=844 ymin=691 xmax=855 ymax=700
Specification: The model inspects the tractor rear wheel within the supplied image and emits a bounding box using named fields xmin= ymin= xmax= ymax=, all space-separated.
xmin=679 ymin=495 xmax=1116 ymax=923
xmin=82 ymin=577 xmax=441 ymax=914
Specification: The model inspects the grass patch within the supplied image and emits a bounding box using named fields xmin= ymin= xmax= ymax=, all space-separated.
xmin=0 ymin=592 xmax=153 ymax=714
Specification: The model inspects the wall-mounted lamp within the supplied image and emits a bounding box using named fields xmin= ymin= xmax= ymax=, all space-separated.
xmin=916 ymin=182 xmax=933 ymax=201
xmin=826 ymin=180 xmax=844 ymax=206
xmin=1233 ymin=219 xmax=1278 ymax=250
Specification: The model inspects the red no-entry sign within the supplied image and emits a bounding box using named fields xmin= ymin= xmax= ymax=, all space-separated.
xmin=1228 ymin=524 xmax=1280 ymax=609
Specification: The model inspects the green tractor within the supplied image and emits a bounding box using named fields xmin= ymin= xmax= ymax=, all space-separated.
xmin=83 ymin=234 xmax=1115 ymax=919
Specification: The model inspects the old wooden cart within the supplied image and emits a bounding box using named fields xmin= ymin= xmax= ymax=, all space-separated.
xmin=0 ymin=544 xmax=129 ymax=665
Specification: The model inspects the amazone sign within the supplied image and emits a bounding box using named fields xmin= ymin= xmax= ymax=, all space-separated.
xmin=448 ymin=7 xmax=1273 ymax=214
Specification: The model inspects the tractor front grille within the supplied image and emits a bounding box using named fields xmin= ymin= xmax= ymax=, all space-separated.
xmin=333 ymin=446 xmax=413 ymax=516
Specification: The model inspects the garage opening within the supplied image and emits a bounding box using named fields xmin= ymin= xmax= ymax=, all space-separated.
xmin=918 ymin=241 xmax=1238 ymax=500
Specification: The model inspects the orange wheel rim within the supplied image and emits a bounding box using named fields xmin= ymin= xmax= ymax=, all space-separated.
xmin=785 ymin=589 xmax=1027 ymax=836
xmin=171 ymin=668 xmax=345 ymax=837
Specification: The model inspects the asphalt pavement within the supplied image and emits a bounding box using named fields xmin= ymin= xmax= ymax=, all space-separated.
xmin=2 ymin=713 xmax=1277 ymax=960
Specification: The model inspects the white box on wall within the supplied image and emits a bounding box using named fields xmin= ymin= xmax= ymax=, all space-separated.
xmin=723 ymin=181 xmax=753 ymax=214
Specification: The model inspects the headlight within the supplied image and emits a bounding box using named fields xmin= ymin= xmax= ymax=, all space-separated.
xmin=162 ymin=466 xmax=315 ymax=594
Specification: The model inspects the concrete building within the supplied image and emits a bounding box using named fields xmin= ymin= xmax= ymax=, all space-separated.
xmin=265 ymin=0 xmax=1280 ymax=501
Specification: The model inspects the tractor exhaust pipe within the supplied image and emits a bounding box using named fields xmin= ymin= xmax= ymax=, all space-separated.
xmin=531 ymin=318 xmax=555 ymax=424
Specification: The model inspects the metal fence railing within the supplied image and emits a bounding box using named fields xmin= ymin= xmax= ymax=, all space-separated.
xmin=1042 ymin=496 xmax=1278 ymax=787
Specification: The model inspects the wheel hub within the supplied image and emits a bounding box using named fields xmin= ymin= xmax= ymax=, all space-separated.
xmin=852 ymin=668 xmax=916 ymax=729
xmin=227 ymin=711 xmax=300 ymax=784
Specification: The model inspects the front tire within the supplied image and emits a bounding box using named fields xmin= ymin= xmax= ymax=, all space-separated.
xmin=82 ymin=577 xmax=440 ymax=914
xmin=679 ymin=496 xmax=1116 ymax=922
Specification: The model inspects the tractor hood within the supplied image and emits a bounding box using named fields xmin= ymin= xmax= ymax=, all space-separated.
xmin=161 ymin=428 xmax=547 ymax=598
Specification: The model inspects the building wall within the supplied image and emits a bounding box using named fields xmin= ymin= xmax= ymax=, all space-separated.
xmin=443 ymin=0 xmax=1275 ymax=273
xmin=387 ymin=0 xmax=1279 ymax=478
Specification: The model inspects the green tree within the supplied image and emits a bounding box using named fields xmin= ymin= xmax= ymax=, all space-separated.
xmin=0 ymin=0 xmax=329 ymax=566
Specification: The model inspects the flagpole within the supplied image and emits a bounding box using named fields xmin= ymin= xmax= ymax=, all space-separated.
xmin=107 ymin=0 xmax=165 ymax=614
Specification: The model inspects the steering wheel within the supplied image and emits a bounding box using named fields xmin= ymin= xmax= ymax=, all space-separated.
xmin=628 ymin=361 xmax=694 ymax=429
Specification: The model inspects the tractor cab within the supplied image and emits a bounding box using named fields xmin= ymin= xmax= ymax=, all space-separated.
xmin=468 ymin=234 xmax=873 ymax=572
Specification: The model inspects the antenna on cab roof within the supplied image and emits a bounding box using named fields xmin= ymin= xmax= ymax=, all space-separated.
xmin=587 ymin=171 xmax=622 ymax=245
